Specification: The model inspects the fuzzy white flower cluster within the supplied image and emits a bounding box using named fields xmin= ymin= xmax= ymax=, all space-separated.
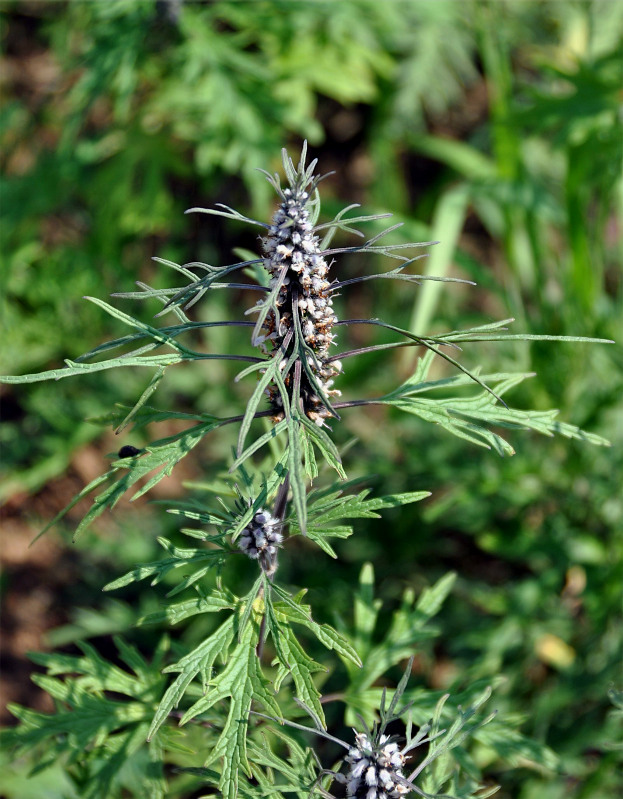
xmin=345 ymin=732 xmax=410 ymax=799
xmin=237 ymin=509 xmax=282 ymax=573
xmin=261 ymin=185 xmax=342 ymax=426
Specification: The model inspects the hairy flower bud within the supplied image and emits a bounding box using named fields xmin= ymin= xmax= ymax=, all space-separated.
xmin=237 ymin=508 xmax=283 ymax=576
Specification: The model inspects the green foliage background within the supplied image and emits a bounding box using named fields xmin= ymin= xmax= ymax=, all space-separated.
xmin=1 ymin=1 xmax=621 ymax=797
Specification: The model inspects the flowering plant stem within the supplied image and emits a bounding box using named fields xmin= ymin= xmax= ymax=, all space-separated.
xmin=0 ymin=143 xmax=611 ymax=799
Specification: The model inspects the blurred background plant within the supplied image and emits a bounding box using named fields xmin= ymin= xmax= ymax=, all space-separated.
xmin=1 ymin=1 xmax=621 ymax=798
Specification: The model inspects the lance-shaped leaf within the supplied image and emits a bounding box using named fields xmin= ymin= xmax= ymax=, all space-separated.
xmin=380 ymin=372 xmax=610 ymax=454
xmin=270 ymin=583 xmax=361 ymax=667
xmin=341 ymin=569 xmax=457 ymax=725
xmin=103 ymin=538 xmax=230 ymax=595
xmin=287 ymin=415 xmax=307 ymax=535
xmin=291 ymin=486 xmax=430 ymax=557
xmin=148 ymin=615 xmax=237 ymax=742
xmin=137 ymin=590 xmax=235 ymax=628
xmin=298 ymin=412 xmax=347 ymax=479
xmin=115 ymin=365 xmax=167 ymax=434
xmin=46 ymin=419 xmax=221 ymax=540
xmin=1 ymin=638 xmax=171 ymax=799
xmin=0 ymin=353 xmax=184 ymax=384
xmin=247 ymin=729 xmax=327 ymax=797
xmin=264 ymin=588 xmax=326 ymax=726
xmin=235 ymin=333 xmax=291 ymax=457
xmin=180 ymin=615 xmax=283 ymax=799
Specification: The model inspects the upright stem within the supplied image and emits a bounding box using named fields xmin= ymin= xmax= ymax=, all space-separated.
xmin=273 ymin=472 xmax=291 ymax=526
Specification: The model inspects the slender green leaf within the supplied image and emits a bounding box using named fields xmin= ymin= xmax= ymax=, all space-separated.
xmin=270 ymin=583 xmax=361 ymax=667
xmin=265 ymin=591 xmax=326 ymax=725
xmin=181 ymin=618 xmax=282 ymax=799
xmin=148 ymin=615 xmax=237 ymax=741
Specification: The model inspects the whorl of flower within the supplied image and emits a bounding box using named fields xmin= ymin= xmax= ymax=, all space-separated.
xmin=238 ymin=508 xmax=283 ymax=576
xmin=345 ymin=732 xmax=410 ymax=799
xmin=259 ymin=180 xmax=341 ymax=427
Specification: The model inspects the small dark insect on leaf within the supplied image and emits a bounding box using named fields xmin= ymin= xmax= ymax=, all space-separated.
xmin=117 ymin=445 xmax=142 ymax=459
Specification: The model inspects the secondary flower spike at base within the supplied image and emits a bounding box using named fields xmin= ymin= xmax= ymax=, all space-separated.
xmin=345 ymin=732 xmax=410 ymax=798
xmin=250 ymin=657 xmax=493 ymax=798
